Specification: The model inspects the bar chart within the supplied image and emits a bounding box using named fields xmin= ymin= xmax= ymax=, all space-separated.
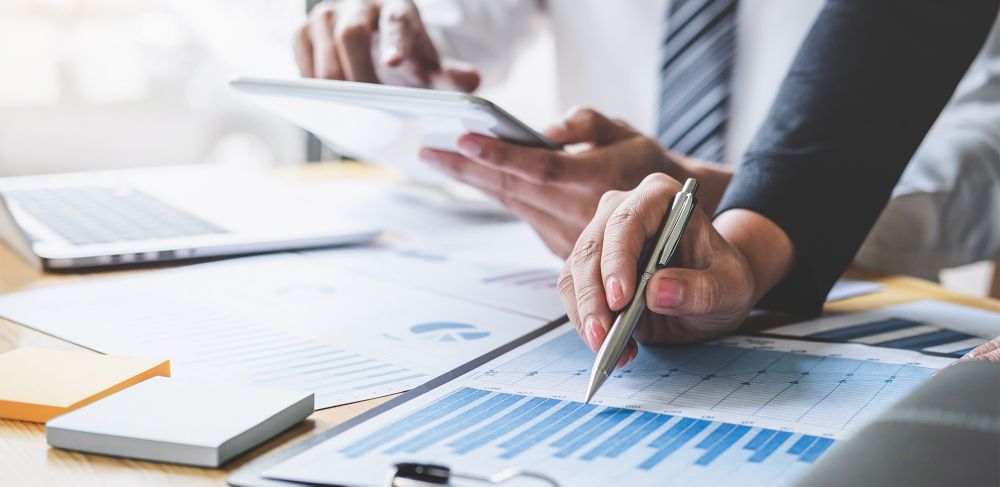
xmin=272 ymin=386 xmax=837 ymax=486
xmin=265 ymin=327 xmax=949 ymax=486
xmin=765 ymin=300 xmax=996 ymax=358
xmin=341 ymin=388 xmax=837 ymax=469
xmin=796 ymin=317 xmax=980 ymax=356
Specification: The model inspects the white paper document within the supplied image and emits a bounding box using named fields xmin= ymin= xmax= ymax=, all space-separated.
xmin=305 ymin=207 xmax=566 ymax=320
xmin=264 ymin=324 xmax=951 ymax=486
xmin=766 ymin=299 xmax=999 ymax=357
xmin=0 ymin=252 xmax=560 ymax=409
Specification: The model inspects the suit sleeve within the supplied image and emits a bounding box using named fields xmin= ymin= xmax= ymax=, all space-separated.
xmin=715 ymin=0 xmax=1000 ymax=317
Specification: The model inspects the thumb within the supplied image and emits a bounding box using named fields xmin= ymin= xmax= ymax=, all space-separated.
xmin=544 ymin=106 xmax=635 ymax=146
xmin=643 ymin=211 xmax=752 ymax=317
xmin=432 ymin=58 xmax=481 ymax=92
xmin=645 ymin=268 xmax=731 ymax=316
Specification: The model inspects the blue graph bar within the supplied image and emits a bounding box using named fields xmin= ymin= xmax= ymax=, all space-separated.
xmin=553 ymin=408 xmax=634 ymax=458
xmin=604 ymin=413 xmax=671 ymax=459
xmin=748 ymin=431 xmax=792 ymax=463
xmin=580 ymin=411 xmax=660 ymax=461
xmin=386 ymin=393 xmax=521 ymax=454
xmin=499 ymin=402 xmax=596 ymax=459
xmin=809 ymin=317 xmax=921 ymax=341
xmin=877 ymin=330 xmax=975 ymax=350
xmin=787 ymin=435 xmax=818 ymax=455
xmin=604 ymin=414 xmax=673 ymax=458
xmin=450 ymin=397 xmax=559 ymax=454
xmin=551 ymin=408 xmax=616 ymax=448
xmin=639 ymin=419 xmax=711 ymax=470
xmin=695 ymin=425 xmax=751 ymax=465
xmin=341 ymin=387 xmax=487 ymax=458
xmin=341 ymin=387 xmax=842 ymax=475
xmin=743 ymin=429 xmax=776 ymax=450
xmin=649 ymin=417 xmax=696 ymax=448
xmin=799 ymin=437 xmax=835 ymax=463
xmin=696 ymin=423 xmax=736 ymax=449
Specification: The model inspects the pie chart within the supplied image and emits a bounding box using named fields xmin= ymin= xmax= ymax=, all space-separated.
xmin=410 ymin=322 xmax=490 ymax=341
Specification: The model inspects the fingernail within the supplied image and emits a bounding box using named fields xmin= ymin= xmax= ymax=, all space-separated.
xmin=932 ymin=360 xmax=960 ymax=377
xmin=585 ymin=317 xmax=605 ymax=352
xmin=457 ymin=137 xmax=483 ymax=157
xmin=606 ymin=276 xmax=624 ymax=307
xmin=543 ymin=123 xmax=567 ymax=139
xmin=654 ymin=278 xmax=683 ymax=309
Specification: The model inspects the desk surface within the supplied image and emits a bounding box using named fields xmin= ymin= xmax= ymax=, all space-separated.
xmin=1 ymin=163 xmax=998 ymax=487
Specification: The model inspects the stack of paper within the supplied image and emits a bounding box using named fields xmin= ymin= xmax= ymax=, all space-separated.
xmin=0 ymin=347 xmax=169 ymax=422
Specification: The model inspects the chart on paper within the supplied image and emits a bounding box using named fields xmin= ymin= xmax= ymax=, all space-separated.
xmin=765 ymin=300 xmax=997 ymax=358
xmin=0 ymin=253 xmax=549 ymax=409
xmin=264 ymin=326 xmax=950 ymax=486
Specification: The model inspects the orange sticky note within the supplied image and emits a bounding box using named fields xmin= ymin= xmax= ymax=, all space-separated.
xmin=0 ymin=347 xmax=170 ymax=423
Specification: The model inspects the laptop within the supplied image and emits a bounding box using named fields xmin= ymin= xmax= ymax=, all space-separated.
xmin=0 ymin=165 xmax=381 ymax=270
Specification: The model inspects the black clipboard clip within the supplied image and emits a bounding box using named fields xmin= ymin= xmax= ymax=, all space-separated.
xmin=387 ymin=463 xmax=560 ymax=487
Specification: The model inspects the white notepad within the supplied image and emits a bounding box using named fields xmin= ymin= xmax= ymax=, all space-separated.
xmin=46 ymin=378 xmax=314 ymax=467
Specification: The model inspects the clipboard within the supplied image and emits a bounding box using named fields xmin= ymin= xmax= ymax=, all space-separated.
xmin=227 ymin=316 xmax=568 ymax=487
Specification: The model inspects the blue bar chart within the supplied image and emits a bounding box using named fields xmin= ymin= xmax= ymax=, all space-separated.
xmin=336 ymin=387 xmax=838 ymax=484
xmin=264 ymin=327 xmax=949 ymax=486
xmin=763 ymin=300 xmax=995 ymax=357
xmin=801 ymin=317 xmax=979 ymax=356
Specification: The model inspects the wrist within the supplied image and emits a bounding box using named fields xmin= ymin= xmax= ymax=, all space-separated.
xmin=713 ymin=209 xmax=794 ymax=305
xmin=664 ymin=150 xmax=732 ymax=215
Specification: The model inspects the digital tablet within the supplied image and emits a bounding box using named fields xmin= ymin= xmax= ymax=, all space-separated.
xmin=230 ymin=76 xmax=557 ymax=188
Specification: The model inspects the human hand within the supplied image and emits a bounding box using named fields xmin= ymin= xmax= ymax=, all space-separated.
xmin=293 ymin=0 xmax=480 ymax=92
xmin=419 ymin=107 xmax=702 ymax=258
xmin=558 ymin=174 xmax=793 ymax=366
xmin=957 ymin=336 xmax=1000 ymax=363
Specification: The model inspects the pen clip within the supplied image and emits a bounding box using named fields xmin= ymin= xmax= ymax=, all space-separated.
xmin=656 ymin=179 xmax=698 ymax=268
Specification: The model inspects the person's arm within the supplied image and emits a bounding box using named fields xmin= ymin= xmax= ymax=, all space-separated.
xmin=855 ymin=18 xmax=1000 ymax=278
xmin=559 ymin=0 xmax=998 ymax=359
xmin=716 ymin=0 xmax=999 ymax=318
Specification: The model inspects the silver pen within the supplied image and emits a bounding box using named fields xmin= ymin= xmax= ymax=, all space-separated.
xmin=584 ymin=178 xmax=699 ymax=403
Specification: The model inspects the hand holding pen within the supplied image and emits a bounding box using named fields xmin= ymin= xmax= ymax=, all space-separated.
xmin=557 ymin=174 xmax=765 ymax=401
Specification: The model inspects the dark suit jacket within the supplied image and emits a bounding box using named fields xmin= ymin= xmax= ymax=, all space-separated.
xmin=716 ymin=0 xmax=999 ymax=317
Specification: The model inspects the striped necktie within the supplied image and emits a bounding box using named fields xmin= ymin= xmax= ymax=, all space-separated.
xmin=656 ymin=0 xmax=737 ymax=162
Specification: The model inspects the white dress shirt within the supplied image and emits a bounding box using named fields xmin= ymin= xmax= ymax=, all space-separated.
xmin=418 ymin=0 xmax=1000 ymax=278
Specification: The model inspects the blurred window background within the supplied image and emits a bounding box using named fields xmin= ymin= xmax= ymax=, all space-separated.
xmin=2 ymin=0 xmax=989 ymax=294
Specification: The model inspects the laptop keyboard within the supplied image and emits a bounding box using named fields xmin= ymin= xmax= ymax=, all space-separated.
xmin=4 ymin=186 xmax=228 ymax=246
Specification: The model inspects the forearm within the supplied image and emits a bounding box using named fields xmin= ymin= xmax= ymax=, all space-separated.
xmin=664 ymin=150 xmax=733 ymax=216
xmin=716 ymin=0 xmax=998 ymax=317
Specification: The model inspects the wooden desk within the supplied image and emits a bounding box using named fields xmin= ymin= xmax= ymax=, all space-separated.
xmin=1 ymin=164 xmax=998 ymax=486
